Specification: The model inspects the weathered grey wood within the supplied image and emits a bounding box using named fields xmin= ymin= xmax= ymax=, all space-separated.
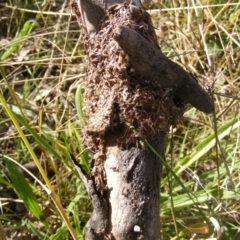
xmin=103 ymin=136 xmax=164 ymax=240
xmin=114 ymin=26 xmax=213 ymax=113
xmin=73 ymin=0 xmax=125 ymax=36
xmin=72 ymin=157 xmax=108 ymax=240
xmin=73 ymin=0 xmax=105 ymax=37
xmin=73 ymin=136 xmax=163 ymax=240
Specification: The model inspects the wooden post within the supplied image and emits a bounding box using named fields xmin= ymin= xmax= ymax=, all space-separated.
xmin=71 ymin=1 xmax=213 ymax=239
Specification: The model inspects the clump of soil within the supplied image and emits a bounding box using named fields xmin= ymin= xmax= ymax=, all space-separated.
xmin=83 ymin=3 xmax=184 ymax=152
xmin=75 ymin=2 xmax=185 ymax=190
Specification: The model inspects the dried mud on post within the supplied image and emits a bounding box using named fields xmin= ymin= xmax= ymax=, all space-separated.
xmin=78 ymin=3 xmax=184 ymax=190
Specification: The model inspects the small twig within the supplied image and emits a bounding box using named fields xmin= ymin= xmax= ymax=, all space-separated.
xmin=70 ymin=154 xmax=108 ymax=240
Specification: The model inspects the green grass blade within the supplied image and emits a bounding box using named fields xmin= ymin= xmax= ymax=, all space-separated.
xmin=161 ymin=189 xmax=240 ymax=213
xmin=0 ymin=92 xmax=52 ymax=187
xmin=5 ymin=159 xmax=46 ymax=223
xmin=0 ymin=93 xmax=78 ymax=239
xmin=0 ymin=102 xmax=55 ymax=140
xmin=174 ymin=116 xmax=240 ymax=175
xmin=1 ymin=20 xmax=38 ymax=61
xmin=0 ymin=175 xmax=12 ymax=187
xmin=75 ymin=82 xmax=86 ymax=128
xmin=13 ymin=113 xmax=62 ymax=161
xmin=50 ymin=226 xmax=69 ymax=240
xmin=27 ymin=220 xmax=48 ymax=239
